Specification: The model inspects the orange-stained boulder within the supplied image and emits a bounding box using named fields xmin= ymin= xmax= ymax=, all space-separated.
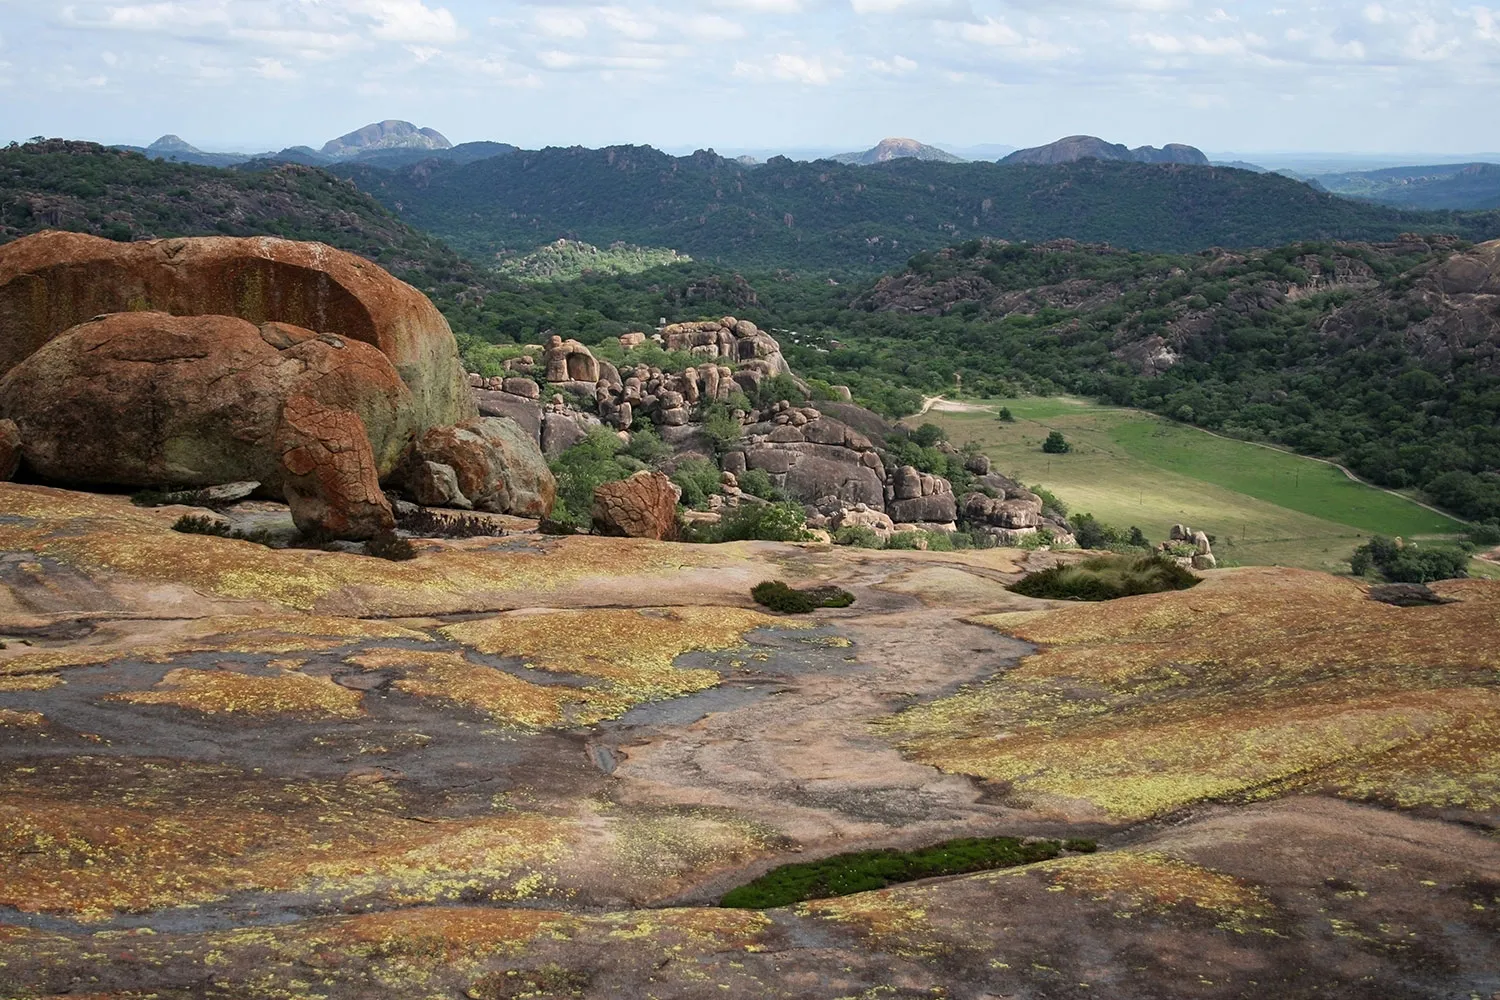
xmin=408 ymin=417 xmax=556 ymax=518
xmin=0 ymin=312 xmax=414 ymax=488
xmin=591 ymin=471 xmax=680 ymax=540
xmin=0 ymin=231 xmax=475 ymax=431
xmin=275 ymin=394 xmax=395 ymax=541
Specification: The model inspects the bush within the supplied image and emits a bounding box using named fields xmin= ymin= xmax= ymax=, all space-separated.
xmin=738 ymin=467 xmax=784 ymax=501
xmin=1042 ymin=430 xmax=1071 ymax=454
xmin=721 ymin=835 xmax=1074 ymax=909
xmin=365 ymin=532 xmax=417 ymax=562
xmin=833 ymin=525 xmax=883 ymax=548
xmin=1029 ymin=485 xmax=1069 ymax=520
xmin=548 ymin=428 xmax=634 ymax=530
xmin=1468 ymin=522 xmax=1500 ymax=547
xmin=753 ymin=374 xmax=808 ymax=409
xmin=751 ymin=580 xmax=855 ymax=614
xmin=172 ymin=514 xmax=234 ymax=537
xmin=997 ymin=407 xmax=1015 ymax=423
xmin=623 ymin=425 xmax=673 ymax=467
xmin=701 ymin=402 xmax=744 ymax=454
xmin=396 ymin=508 xmax=507 ymax=539
xmin=703 ymin=501 xmax=810 ymax=543
xmin=910 ymin=422 xmax=946 ymax=448
xmin=671 ymin=458 xmax=723 ymax=510
xmin=1350 ymin=535 xmax=1469 ymax=583
xmin=1009 ymin=553 xmax=1201 ymax=601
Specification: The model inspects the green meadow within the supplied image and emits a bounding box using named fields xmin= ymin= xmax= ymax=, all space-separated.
xmin=913 ymin=397 xmax=1468 ymax=573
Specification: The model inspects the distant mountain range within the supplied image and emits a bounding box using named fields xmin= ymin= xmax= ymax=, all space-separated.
xmin=831 ymin=138 xmax=965 ymax=166
xmin=1003 ymin=136 xmax=1210 ymax=167
xmin=1304 ymin=163 xmax=1500 ymax=211
xmin=114 ymin=121 xmax=515 ymax=170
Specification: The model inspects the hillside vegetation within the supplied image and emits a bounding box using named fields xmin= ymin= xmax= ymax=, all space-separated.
xmin=335 ymin=146 xmax=1500 ymax=271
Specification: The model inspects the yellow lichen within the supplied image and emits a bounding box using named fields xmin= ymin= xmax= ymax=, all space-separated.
xmin=0 ymin=708 xmax=45 ymax=727
xmin=1004 ymin=851 xmax=1273 ymax=929
xmin=346 ymin=647 xmax=624 ymax=728
xmin=0 ymin=673 xmax=62 ymax=691
xmin=109 ymin=667 xmax=366 ymax=719
xmin=888 ymin=569 xmax=1500 ymax=820
xmin=442 ymin=607 xmax=793 ymax=703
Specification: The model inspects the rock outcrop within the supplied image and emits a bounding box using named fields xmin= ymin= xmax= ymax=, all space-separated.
xmin=275 ymin=394 xmax=395 ymax=540
xmin=592 ymin=471 xmax=680 ymax=540
xmin=0 ymin=231 xmax=475 ymax=432
xmin=406 ymin=417 xmax=556 ymax=518
xmin=0 ymin=419 xmax=18 ymax=482
xmin=1164 ymin=523 xmax=1218 ymax=570
xmin=886 ymin=465 xmax=957 ymax=526
xmin=0 ymin=312 xmax=414 ymax=488
xmin=661 ymin=316 xmax=791 ymax=388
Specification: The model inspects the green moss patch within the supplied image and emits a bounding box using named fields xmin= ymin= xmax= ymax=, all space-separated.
xmin=721 ymin=835 xmax=1094 ymax=909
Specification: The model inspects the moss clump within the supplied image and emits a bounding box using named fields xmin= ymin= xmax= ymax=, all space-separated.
xmin=365 ymin=532 xmax=417 ymax=562
xmin=173 ymin=514 xmax=235 ymax=537
xmin=1009 ymin=553 xmax=1199 ymax=602
xmin=752 ymin=580 xmax=855 ymax=614
xmin=722 ymin=836 xmax=1072 ymax=909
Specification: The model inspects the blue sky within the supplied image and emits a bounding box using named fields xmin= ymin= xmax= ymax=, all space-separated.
xmin=0 ymin=0 xmax=1496 ymax=155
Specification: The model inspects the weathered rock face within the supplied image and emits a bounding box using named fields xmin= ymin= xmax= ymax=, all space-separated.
xmin=0 ymin=231 xmax=476 ymax=431
xmin=275 ymin=394 xmax=395 ymax=541
xmin=407 ymin=417 xmax=556 ymax=518
xmin=0 ymin=312 xmax=414 ymax=488
xmin=886 ymin=465 xmax=957 ymax=525
xmin=0 ymin=419 xmax=19 ymax=482
xmin=592 ymin=471 xmax=680 ymax=540
xmin=660 ymin=316 xmax=790 ymax=379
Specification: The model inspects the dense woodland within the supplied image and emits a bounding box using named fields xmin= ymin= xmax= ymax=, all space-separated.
xmin=1 ymin=140 xmax=1497 ymax=524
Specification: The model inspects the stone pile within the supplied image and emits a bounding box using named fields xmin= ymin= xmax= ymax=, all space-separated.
xmin=599 ymin=360 xmax=738 ymax=431
xmin=1164 ymin=524 xmax=1218 ymax=570
xmin=660 ymin=315 xmax=791 ymax=392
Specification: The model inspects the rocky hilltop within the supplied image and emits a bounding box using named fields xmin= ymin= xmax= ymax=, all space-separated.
xmin=1003 ymin=135 xmax=1210 ymax=166
xmin=832 ymin=137 xmax=966 ymax=166
xmin=321 ymin=120 xmax=452 ymax=158
xmin=0 ymin=224 xmax=1496 ymax=1000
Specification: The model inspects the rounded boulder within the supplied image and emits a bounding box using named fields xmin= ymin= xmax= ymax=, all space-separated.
xmin=0 ymin=311 xmax=414 ymax=488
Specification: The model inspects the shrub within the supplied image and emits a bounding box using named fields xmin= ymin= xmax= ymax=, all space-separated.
xmin=753 ymin=374 xmax=808 ymax=409
xmin=365 ymin=532 xmax=417 ymax=561
xmin=910 ymin=422 xmax=947 ymax=448
xmin=833 ymin=525 xmax=883 ymax=548
xmin=751 ymin=580 xmax=856 ymax=615
xmin=623 ymin=425 xmax=673 ymax=467
xmin=885 ymin=531 xmax=926 ymax=550
xmin=1468 ymin=522 xmax=1500 ymax=547
xmin=671 ymin=458 xmax=723 ymax=510
xmin=706 ymin=501 xmax=810 ymax=543
xmin=396 ymin=508 xmax=507 ymax=539
xmin=1350 ymin=535 xmax=1469 ymax=583
xmin=997 ymin=407 xmax=1015 ymax=423
xmin=172 ymin=514 xmax=234 ymax=537
xmin=548 ymin=428 xmax=634 ymax=530
xmin=1009 ymin=553 xmax=1201 ymax=601
xmin=738 ymin=467 xmax=784 ymax=501
xmin=1042 ymin=430 xmax=1071 ymax=454
xmin=1029 ymin=485 xmax=1069 ymax=520
xmin=701 ymin=402 xmax=744 ymax=454
xmin=721 ymin=835 xmax=1072 ymax=909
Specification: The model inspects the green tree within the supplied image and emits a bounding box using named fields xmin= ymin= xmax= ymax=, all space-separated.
xmin=1042 ymin=431 xmax=1071 ymax=454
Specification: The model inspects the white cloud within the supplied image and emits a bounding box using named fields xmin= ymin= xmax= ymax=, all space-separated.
xmin=735 ymin=52 xmax=843 ymax=84
xmin=533 ymin=10 xmax=589 ymax=39
xmin=714 ymin=0 xmax=802 ymax=10
xmin=868 ymin=53 xmax=918 ymax=73
xmin=355 ymin=0 xmax=462 ymax=44
xmin=682 ymin=14 xmax=746 ymax=42
xmin=254 ymin=56 xmax=296 ymax=79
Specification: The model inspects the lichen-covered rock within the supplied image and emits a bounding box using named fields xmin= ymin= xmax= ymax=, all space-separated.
xmin=887 ymin=494 xmax=958 ymax=525
xmin=830 ymin=504 xmax=895 ymax=542
xmin=544 ymin=336 xmax=600 ymax=384
xmin=409 ymin=417 xmax=556 ymax=518
xmin=0 ymin=230 xmax=475 ymax=432
xmin=0 ymin=418 xmax=19 ymax=481
xmin=408 ymin=460 xmax=471 ymax=509
xmin=0 ymin=312 xmax=414 ymax=488
xmin=275 ymin=394 xmax=395 ymax=541
xmin=592 ymin=471 xmax=680 ymax=540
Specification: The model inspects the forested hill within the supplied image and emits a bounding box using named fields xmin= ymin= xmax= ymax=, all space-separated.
xmin=335 ymin=145 xmax=1500 ymax=272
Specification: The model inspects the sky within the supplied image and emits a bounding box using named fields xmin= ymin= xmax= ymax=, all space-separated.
xmin=0 ymin=0 xmax=1496 ymax=157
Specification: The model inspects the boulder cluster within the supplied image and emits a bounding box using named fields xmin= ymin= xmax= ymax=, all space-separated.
xmin=0 ymin=232 xmax=554 ymax=540
xmin=1163 ymin=524 xmax=1218 ymax=570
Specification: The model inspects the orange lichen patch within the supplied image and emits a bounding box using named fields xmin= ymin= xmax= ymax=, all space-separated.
xmin=0 ymin=483 xmax=745 ymax=612
xmin=0 ymin=648 xmax=149 ymax=676
xmin=0 ymin=758 xmax=572 ymax=919
xmin=108 ymin=666 xmax=366 ymax=719
xmin=442 ymin=607 xmax=790 ymax=703
xmin=187 ymin=615 xmax=431 ymax=643
xmin=1009 ymin=851 xmax=1273 ymax=929
xmin=346 ymin=647 xmax=625 ymax=728
xmin=0 ymin=673 xmax=62 ymax=691
xmin=0 ymin=708 xmax=45 ymax=727
xmin=890 ymin=569 xmax=1500 ymax=821
xmin=799 ymin=889 xmax=945 ymax=958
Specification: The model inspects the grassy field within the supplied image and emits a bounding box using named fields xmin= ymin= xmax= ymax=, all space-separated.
xmin=912 ymin=397 xmax=1469 ymax=573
